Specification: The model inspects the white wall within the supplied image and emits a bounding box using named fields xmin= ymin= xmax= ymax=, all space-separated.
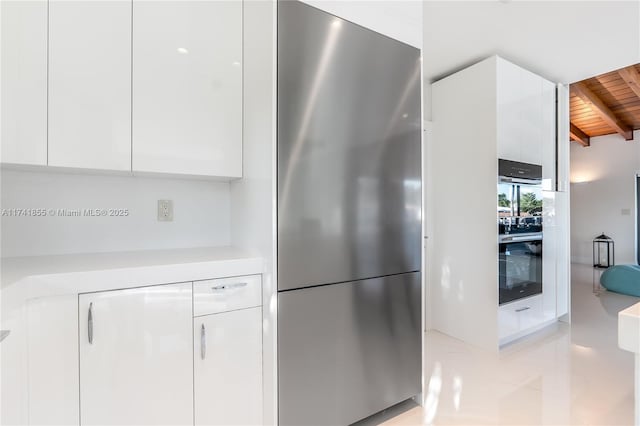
xmin=0 ymin=169 xmax=231 ymax=257
xmin=423 ymin=1 xmax=639 ymax=84
xmin=570 ymin=130 xmax=640 ymax=265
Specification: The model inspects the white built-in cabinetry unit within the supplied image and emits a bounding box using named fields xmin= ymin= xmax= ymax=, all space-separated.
xmin=430 ymin=56 xmax=570 ymax=351
xmin=17 ymin=260 xmax=263 ymax=426
xmin=1 ymin=0 xmax=242 ymax=179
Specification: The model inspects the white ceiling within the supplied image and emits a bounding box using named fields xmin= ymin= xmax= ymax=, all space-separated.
xmin=423 ymin=0 xmax=640 ymax=85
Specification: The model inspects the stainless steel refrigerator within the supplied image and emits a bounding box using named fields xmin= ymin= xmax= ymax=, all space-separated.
xmin=277 ymin=2 xmax=423 ymax=425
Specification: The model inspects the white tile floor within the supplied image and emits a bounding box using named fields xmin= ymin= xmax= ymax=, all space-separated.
xmin=376 ymin=264 xmax=640 ymax=425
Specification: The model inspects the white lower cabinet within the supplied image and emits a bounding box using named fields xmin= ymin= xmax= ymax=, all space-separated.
xmin=499 ymin=294 xmax=556 ymax=345
xmin=194 ymin=308 xmax=263 ymax=426
xmin=78 ymin=282 xmax=193 ymax=425
xmin=75 ymin=276 xmax=263 ymax=425
xmin=499 ymin=295 xmax=542 ymax=342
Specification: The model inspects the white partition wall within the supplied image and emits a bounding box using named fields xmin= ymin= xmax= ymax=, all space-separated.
xmin=431 ymin=57 xmax=499 ymax=352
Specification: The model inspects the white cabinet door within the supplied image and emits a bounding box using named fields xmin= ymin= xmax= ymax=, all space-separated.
xmin=497 ymin=58 xmax=546 ymax=167
xmin=498 ymin=295 xmax=544 ymax=343
xmin=194 ymin=308 xmax=263 ymax=426
xmin=27 ymin=295 xmax=80 ymax=425
xmin=556 ymin=84 xmax=571 ymax=193
xmin=541 ymin=79 xmax=556 ymax=191
xmin=48 ymin=0 xmax=131 ymax=171
xmin=496 ymin=58 xmax=522 ymax=162
xmin=519 ymin=68 xmax=543 ymax=166
xmin=498 ymin=304 xmax=519 ymax=341
xmin=79 ymin=283 xmax=193 ymax=425
xmin=555 ymin=191 xmax=570 ymax=318
xmin=542 ymin=191 xmax=558 ymax=323
xmin=132 ymin=1 xmax=242 ymax=178
xmin=1 ymin=0 xmax=47 ymax=165
xmin=517 ymin=295 xmax=546 ymax=331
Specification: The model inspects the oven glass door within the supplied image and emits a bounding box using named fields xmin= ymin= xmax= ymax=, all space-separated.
xmin=499 ymin=240 xmax=543 ymax=305
xmin=498 ymin=182 xmax=543 ymax=234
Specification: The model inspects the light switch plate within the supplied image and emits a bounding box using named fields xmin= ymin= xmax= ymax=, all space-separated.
xmin=157 ymin=200 xmax=173 ymax=222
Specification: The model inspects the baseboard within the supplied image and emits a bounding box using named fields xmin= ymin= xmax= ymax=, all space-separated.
xmin=499 ymin=318 xmax=558 ymax=348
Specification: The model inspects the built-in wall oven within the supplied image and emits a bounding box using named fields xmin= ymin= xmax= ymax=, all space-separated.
xmin=498 ymin=159 xmax=543 ymax=305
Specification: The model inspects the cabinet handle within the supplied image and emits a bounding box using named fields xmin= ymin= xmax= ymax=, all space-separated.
xmin=211 ymin=282 xmax=247 ymax=291
xmin=200 ymin=324 xmax=206 ymax=360
xmin=515 ymin=306 xmax=530 ymax=313
xmin=88 ymin=302 xmax=94 ymax=344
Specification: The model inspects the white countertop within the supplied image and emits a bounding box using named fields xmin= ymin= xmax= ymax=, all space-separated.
xmin=619 ymin=302 xmax=640 ymax=354
xmin=1 ymin=246 xmax=263 ymax=315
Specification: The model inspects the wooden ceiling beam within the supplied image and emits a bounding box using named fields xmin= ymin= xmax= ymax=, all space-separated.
xmin=571 ymin=81 xmax=634 ymax=141
xmin=570 ymin=122 xmax=590 ymax=147
xmin=618 ymin=66 xmax=640 ymax=101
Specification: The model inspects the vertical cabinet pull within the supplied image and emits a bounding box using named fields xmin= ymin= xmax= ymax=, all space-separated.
xmin=88 ymin=302 xmax=94 ymax=344
xmin=200 ymin=324 xmax=206 ymax=360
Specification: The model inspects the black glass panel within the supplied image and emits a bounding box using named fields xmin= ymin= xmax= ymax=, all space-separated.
xmin=499 ymin=240 xmax=543 ymax=305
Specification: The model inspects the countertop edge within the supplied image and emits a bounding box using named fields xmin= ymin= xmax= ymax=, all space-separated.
xmin=618 ymin=302 xmax=640 ymax=354
xmin=1 ymin=248 xmax=264 ymax=315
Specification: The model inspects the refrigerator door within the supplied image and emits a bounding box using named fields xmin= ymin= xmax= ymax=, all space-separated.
xmin=277 ymin=1 xmax=422 ymax=291
xmin=278 ymin=272 xmax=422 ymax=426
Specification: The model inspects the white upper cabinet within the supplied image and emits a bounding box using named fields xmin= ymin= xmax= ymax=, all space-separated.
xmin=132 ymin=1 xmax=243 ymax=178
xmin=79 ymin=283 xmax=193 ymax=425
xmin=3 ymin=0 xmax=243 ymax=177
xmin=497 ymin=58 xmax=522 ymax=163
xmin=541 ymin=79 xmax=557 ymax=191
xmin=496 ymin=58 xmax=551 ymax=167
xmin=556 ymin=84 xmax=571 ymax=192
xmin=519 ymin=68 xmax=543 ymax=166
xmin=1 ymin=1 xmax=47 ymax=165
xmin=48 ymin=0 xmax=132 ymax=171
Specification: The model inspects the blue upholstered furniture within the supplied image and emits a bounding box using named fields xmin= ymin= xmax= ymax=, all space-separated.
xmin=600 ymin=265 xmax=640 ymax=297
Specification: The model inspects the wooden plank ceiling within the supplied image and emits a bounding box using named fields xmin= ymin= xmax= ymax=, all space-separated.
xmin=570 ymin=63 xmax=640 ymax=146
